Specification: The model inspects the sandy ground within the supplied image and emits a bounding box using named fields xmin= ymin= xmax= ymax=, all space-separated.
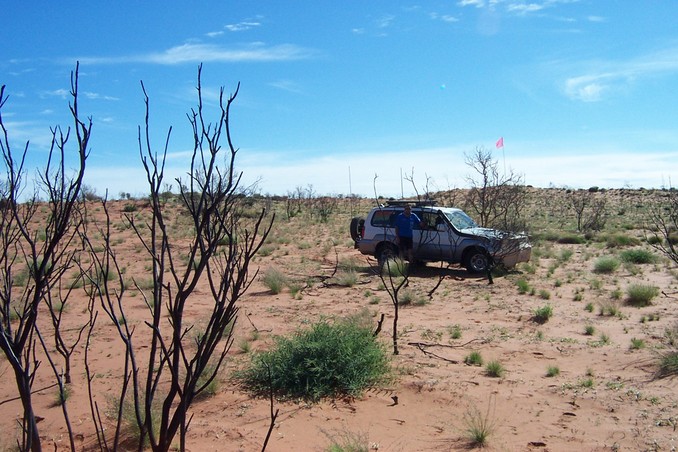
xmin=2 ymin=194 xmax=678 ymax=451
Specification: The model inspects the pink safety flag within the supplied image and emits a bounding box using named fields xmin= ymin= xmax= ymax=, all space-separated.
xmin=495 ymin=137 xmax=504 ymax=148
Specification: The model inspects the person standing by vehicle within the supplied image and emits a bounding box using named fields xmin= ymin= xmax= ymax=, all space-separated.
xmin=395 ymin=205 xmax=423 ymax=261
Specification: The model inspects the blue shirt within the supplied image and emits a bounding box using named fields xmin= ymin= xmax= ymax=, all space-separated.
xmin=395 ymin=211 xmax=421 ymax=238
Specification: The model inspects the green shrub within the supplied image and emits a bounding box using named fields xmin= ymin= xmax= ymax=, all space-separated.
xmin=620 ymin=249 xmax=657 ymax=264
xmin=626 ymin=284 xmax=659 ymax=307
xmin=545 ymin=366 xmax=560 ymax=377
xmin=449 ymin=324 xmax=462 ymax=340
xmin=593 ymin=256 xmax=620 ymax=273
xmin=556 ymin=234 xmax=586 ymax=244
xmin=335 ymin=271 xmax=358 ymax=287
xmin=533 ymin=304 xmax=553 ymax=324
xmin=464 ymin=351 xmax=483 ymax=366
xmin=538 ymin=289 xmax=551 ymax=300
xmin=656 ymin=351 xmax=678 ymax=378
xmin=463 ymin=402 xmax=496 ymax=448
xmin=382 ymin=258 xmax=408 ymax=277
xmin=629 ymin=338 xmax=645 ymax=350
xmin=238 ymin=316 xmax=390 ymax=401
xmin=584 ymin=324 xmax=595 ymax=336
xmin=516 ymin=278 xmax=530 ymax=294
xmin=262 ymin=267 xmax=288 ymax=294
xmin=604 ymin=233 xmax=640 ymax=248
xmin=485 ymin=360 xmax=505 ymax=378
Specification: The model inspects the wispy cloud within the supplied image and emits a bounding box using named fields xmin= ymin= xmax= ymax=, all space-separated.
xmin=458 ymin=0 xmax=582 ymax=15
xmin=458 ymin=0 xmax=485 ymax=7
xmin=225 ymin=20 xmax=262 ymax=32
xmin=268 ymin=79 xmax=302 ymax=93
xmin=376 ymin=14 xmax=395 ymax=28
xmin=562 ymin=47 xmax=678 ymax=102
xmin=430 ymin=12 xmax=460 ymax=23
xmin=75 ymin=43 xmax=316 ymax=66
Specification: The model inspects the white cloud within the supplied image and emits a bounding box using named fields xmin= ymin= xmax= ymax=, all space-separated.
xmin=562 ymin=47 xmax=678 ymax=102
xmin=507 ymin=3 xmax=545 ymax=14
xmin=205 ymin=31 xmax=224 ymax=38
xmin=376 ymin=14 xmax=395 ymax=28
xmin=458 ymin=0 xmax=485 ymax=7
xmin=225 ymin=21 xmax=262 ymax=32
xmin=76 ymin=43 xmax=316 ymax=66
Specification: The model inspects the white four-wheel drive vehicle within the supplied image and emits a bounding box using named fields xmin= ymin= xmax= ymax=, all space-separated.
xmin=350 ymin=201 xmax=531 ymax=273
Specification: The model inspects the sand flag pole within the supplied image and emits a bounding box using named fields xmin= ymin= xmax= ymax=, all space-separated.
xmin=496 ymin=137 xmax=505 ymax=176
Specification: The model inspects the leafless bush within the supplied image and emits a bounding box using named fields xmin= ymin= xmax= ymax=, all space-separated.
xmin=0 ymin=65 xmax=89 ymax=451
xmin=464 ymin=147 xmax=527 ymax=231
xmin=646 ymin=188 xmax=678 ymax=265
xmin=82 ymin=66 xmax=273 ymax=452
xmin=567 ymin=189 xmax=608 ymax=232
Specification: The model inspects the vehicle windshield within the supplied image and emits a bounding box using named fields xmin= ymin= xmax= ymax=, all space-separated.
xmin=444 ymin=210 xmax=478 ymax=230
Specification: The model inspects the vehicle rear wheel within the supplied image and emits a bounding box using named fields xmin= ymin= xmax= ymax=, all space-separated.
xmin=350 ymin=216 xmax=364 ymax=241
xmin=464 ymin=249 xmax=490 ymax=273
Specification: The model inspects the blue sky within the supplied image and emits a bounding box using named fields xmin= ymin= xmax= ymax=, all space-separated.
xmin=2 ymin=1 xmax=678 ymax=198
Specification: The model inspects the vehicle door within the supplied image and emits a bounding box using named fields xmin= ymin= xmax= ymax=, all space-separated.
xmin=414 ymin=210 xmax=453 ymax=261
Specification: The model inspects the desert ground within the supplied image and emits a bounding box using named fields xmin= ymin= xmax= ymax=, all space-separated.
xmin=1 ymin=187 xmax=678 ymax=451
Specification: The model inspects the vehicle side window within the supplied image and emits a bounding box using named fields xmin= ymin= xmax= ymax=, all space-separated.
xmin=417 ymin=211 xmax=439 ymax=230
xmin=370 ymin=210 xmax=396 ymax=228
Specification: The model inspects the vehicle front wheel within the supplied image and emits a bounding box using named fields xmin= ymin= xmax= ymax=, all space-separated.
xmin=464 ymin=250 xmax=490 ymax=273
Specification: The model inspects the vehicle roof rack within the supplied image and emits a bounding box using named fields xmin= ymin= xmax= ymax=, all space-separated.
xmin=385 ymin=199 xmax=437 ymax=207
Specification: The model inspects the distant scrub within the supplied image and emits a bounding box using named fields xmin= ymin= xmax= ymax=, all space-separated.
xmin=603 ymin=233 xmax=640 ymax=248
xmin=556 ymin=234 xmax=586 ymax=244
xmin=593 ymin=256 xmax=621 ymax=274
xmin=626 ymin=284 xmax=659 ymax=307
xmin=620 ymin=249 xmax=657 ymax=264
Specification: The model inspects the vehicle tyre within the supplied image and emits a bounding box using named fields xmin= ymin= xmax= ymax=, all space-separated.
xmin=350 ymin=216 xmax=364 ymax=241
xmin=464 ymin=249 xmax=490 ymax=273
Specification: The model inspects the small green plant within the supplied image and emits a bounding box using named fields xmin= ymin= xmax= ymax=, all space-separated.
xmin=262 ymin=267 xmax=288 ymax=294
xmin=626 ymin=284 xmax=659 ymax=306
xmin=599 ymin=333 xmax=610 ymax=345
xmin=516 ymin=278 xmax=530 ymax=294
xmin=462 ymin=400 xmax=496 ymax=448
xmin=449 ymin=324 xmax=462 ymax=340
xmin=629 ymin=338 xmax=645 ymax=350
xmin=589 ymin=278 xmax=603 ymax=290
xmin=485 ymin=360 xmax=505 ymax=378
xmin=656 ymin=351 xmax=678 ymax=378
xmin=54 ymin=384 xmax=71 ymax=406
xmin=584 ymin=302 xmax=594 ymax=312
xmin=580 ymin=377 xmax=595 ymax=388
xmin=559 ymin=248 xmax=574 ymax=262
xmin=546 ymin=366 xmax=560 ymax=377
xmin=593 ymin=256 xmax=620 ymax=273
xmin=464 ymin=351 xmax=484 ymax=367
xmin=533 ymin=304 xmax=553 ymax=324
xmin=398 ymin=289 xmax=427 ymax=306
xmin=584 ymin=324 xmax=595 ymax=336
xmin=382 ymin=257 xmax=408 ymax=277
xmin=335 ymin=271 xmax=358 ymax=287
xmin=538 ymin=289 xmax=551 ymax=300
xmin=238 ymin=339 xmax=251 ymax=354
xmin=324 ymin=430 xmax=369 ymax=452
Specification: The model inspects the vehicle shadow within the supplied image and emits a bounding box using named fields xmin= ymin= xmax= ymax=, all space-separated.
xmin=359 ymin=260 xmax=488 ymax=282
